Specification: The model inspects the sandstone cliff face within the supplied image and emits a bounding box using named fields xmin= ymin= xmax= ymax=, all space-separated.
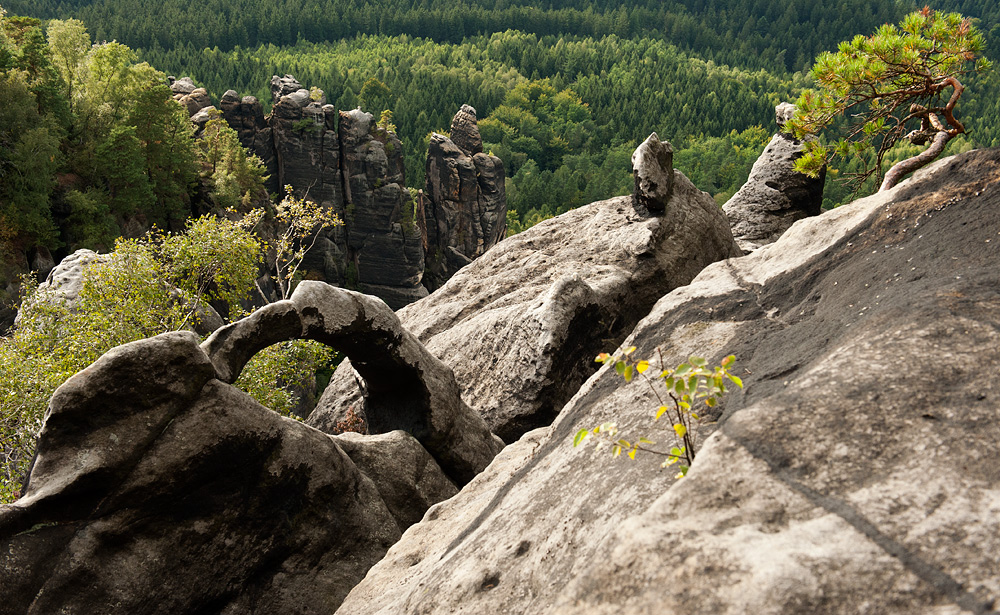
xmin=336 ymin=148 xmax=1000 ymax=615
xmin=339 ymin=109 xmax=427 ymax=308
xmin=216 ymin=77 xmax=510 ymax=308
xmin=421 ymin=105 xmax=508 ymax=290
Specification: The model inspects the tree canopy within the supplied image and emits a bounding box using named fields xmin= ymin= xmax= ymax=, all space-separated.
xmin=786 ymin=8 xmax=992 ymax=193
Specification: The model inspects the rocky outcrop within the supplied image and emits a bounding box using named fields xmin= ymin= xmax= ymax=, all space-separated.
xmin=311 ymin=168 xmax=741 ymax=443
xmin=631 ymin=132 xmax=674 ymax=213
xmin=216 ymin=76 xmax=430 ymax=308
xmin=336 ymin=148 xmax=1000 ymax=614
xmin=169 ymin=77 xmax=212 ymax=117
xmin=218 ymin=89 xmax=277 ymax=185
xmin=215 ymin=81 xmax=506 ymax=306
xmin=0 ymin=280 xmax=496 ymax=613
xmin=339 ymin=109 xmax=427 ymax=308
xmin=0 ymin=331 xmax=399 ymax=615
xmin=270 ymin=79 xmax=342 ymax=210
xmin=723 ymin=102 xmax=826 ymax=252
xmin=421 ymin=105 xmax=508 ymax=290
xmin=202 ymin=281 xmax=502 ymax=485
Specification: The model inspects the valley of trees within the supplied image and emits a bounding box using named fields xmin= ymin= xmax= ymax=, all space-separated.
xmin=3 ymin=0 xmax=998 ymax=236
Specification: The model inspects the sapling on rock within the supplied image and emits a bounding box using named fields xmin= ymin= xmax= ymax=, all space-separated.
xmin=574 ymin=347 xmax=742 ymax=478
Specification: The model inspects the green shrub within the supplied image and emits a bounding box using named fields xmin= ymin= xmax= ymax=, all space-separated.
xmin=574 ymin=348 xmax=742 ymax=478
xmin=0 ymin=213 xmax=335 ymax=503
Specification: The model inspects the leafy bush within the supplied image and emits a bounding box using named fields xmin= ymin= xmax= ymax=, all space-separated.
xmin=0 ymin=213 xmax=335 ymax=503
xmin=575 ymin=348 xmax=742 ymax=478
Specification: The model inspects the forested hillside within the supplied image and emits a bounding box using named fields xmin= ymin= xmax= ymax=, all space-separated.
xmin=3 ymin=0 xmax=999 ymax=228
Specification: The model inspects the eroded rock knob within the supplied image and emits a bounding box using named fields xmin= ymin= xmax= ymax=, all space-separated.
xmin=631 ymin=132 xmax=674 ymax=214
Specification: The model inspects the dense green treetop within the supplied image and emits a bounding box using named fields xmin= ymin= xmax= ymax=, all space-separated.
xmin=788 ymin=8 xmax=990 ymax=193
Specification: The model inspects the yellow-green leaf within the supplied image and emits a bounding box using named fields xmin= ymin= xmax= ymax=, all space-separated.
xmin=628 ymin=448 xmax=636 ymax=460
xmin=656 ymin=405 xmax=668 ymax=420
xmin=636 ymin=360 xmax=650 ymax=374
xmin=673 ymin=423 xmax=687 ymax=438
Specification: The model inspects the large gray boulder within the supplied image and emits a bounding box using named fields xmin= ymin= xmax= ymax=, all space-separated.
xmin=420 ymin=105 xmax=508 ymax=290
xmin=0 ymin=280 xmax=492 ymax=613
xmin=335 ymin=148 xmax=1000 ymax=614
xmin=311 ymin=169 xmax=740 ymax=443
xmin=0 ymin=331 xmax=399 ymax=615
xmin=723 ymin=103 xmax=826 ymax=252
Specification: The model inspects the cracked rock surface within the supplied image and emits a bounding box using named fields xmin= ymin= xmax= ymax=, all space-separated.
xmin=0 ymin=282 xmax=493 ymax=614
xmin=336 ymin=149 xmax=1000 ymax=615
xmin=311 ymin=170 xmax=740 ymax=442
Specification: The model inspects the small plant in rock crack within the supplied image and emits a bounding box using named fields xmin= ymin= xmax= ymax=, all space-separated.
xmin=573 ymin=348 xmax=742 ymax=478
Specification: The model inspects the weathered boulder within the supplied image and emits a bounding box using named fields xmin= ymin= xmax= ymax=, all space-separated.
xmin=202 ymin=281 xmax=502 ymax=485
xmin=177 ymin=87 xmax=212 ymax=117
xmin=723 ymin=103 xmax=826 ymax=252
xmin=189 ymin=105 xmax=216 ymax=137
xmin=631 ymin=132 xmax=674 ymax=213
xmin=421 ymin=105 xmax=507 ymax=290
xmin=336 ymin=148 xmax=1000 ymax=614
xmin=16 ymin=249 xmax=223 ymax=335
xmin=333 ymin=430 xmax=458 ymax=532
xmin=339 ymin=108 xmax=427 ymax=308
xmin=168 ymin=76 xmax=196 ymax=96
xmin=0 ymin=331 xmax=400 ymax=615
xmin=312 ymin=169 xmax=740 ymax=442
xmin=16 ymin=249 xmax=107 ymax=319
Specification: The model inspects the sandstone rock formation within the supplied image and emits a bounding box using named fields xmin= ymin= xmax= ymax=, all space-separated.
xmin=270 ymin=79 xmax=342 ymax=209
xmin=311 ymin=168 xmax=741 ymax=443
xmin=723 ymin=102 xmax=826 ymax=252
xmin=336 ymin=148 xmax=1000 ymax=614
xmin=339 ymin=109 xmax=427 ymax=307
xmin=421 ymin=105 xmax=508 ymax=290
xmin=0 ymin=281 xmax=495 ymax=613
xmin=202 ymin=281 xmax=502 ymax=485
xmin=169 ymin=77 xmax=212 ymax=117
xmin=631 ymin=132 xmax=674 ymax=213
xmin=218 ymin=89 xmax=276 ymax=184
xmin=0 ymin=331 xmax=399 ymax=615
xmin=218 ymin=77 xmax=430 ymax=309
